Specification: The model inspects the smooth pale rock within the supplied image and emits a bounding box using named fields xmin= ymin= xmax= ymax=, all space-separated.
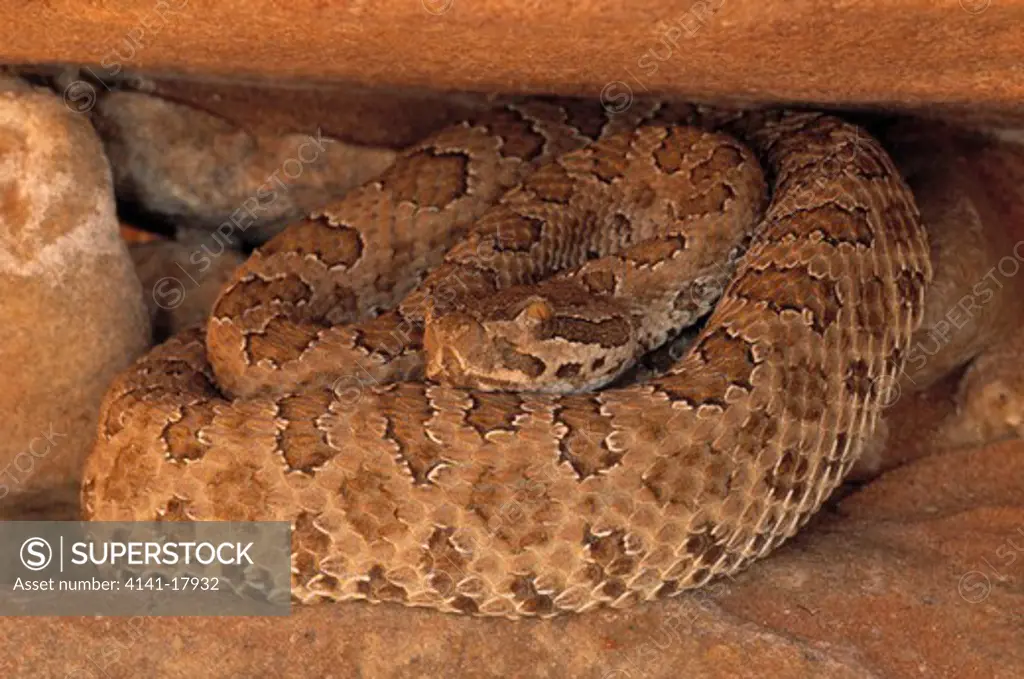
xmin=130 ymin=75 xmax=484 ymax=149
xmin=0 ymin=74 xmax=32 ymax=95
xmin=0 ymin=81 xmax=149 ymax=509
xmin=129 ymin=236 xmax=246 ymax=341
xmin=91 ymin=91 xmax=398 ymax=244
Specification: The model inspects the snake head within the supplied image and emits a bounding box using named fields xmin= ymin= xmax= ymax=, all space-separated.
xmin=423 ymin=282 xmax=638 ymax=393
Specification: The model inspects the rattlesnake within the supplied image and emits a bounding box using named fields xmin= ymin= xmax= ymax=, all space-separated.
xmin=83 ymin=99 xmax=931 ymax=618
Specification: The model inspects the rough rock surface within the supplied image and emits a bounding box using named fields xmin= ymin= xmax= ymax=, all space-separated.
xmin=0 ymin=81 xmax=149 ymax=510
xmin=129 ymin=237 xmax=246 ymax=341
xmin=0 ymin=1 xmax=1020 ymax=108
xmin=140 ymin=77 xmax=486 ymax=149
xmin=880 ymin=119 xmax=1024 ymax=457
xmin=91 ymin=91 xmax=398 ymax=244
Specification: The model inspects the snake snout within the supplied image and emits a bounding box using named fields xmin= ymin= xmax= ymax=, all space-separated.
xmin=423 ymin=312 xmax=490 ymax=382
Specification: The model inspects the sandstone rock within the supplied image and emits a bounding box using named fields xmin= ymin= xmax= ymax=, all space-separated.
xmin=119 ymin=221 xmax=164 ymax=244
xmin=880 ymin=119 xmax=1024 ymax=455
xmin=141 ymin=77 xmax=485 ymax=149
xmin=940 ymin=330 xmax=1024 ymax=449
xmin=91 ymin=91 xmax=398 ymax=244
xmin=0 ymin=1 xmax=1019 ymax=109
xmin=0 ymin=80 xmax=149 ymax=509
xmin=0 ymin=74 xmax=31 ymax=94
xmin=129 ymin=236 xmax=246 ymax=341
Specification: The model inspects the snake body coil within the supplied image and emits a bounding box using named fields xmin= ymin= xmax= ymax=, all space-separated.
xmin=84 ymin=100 xmax=930 ymax=617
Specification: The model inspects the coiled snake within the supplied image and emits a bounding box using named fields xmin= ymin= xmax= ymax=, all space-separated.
xmin=83 ymin=99 xmax=931 ymax=617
